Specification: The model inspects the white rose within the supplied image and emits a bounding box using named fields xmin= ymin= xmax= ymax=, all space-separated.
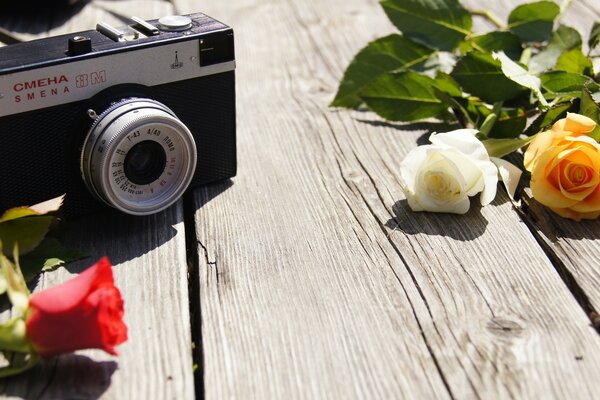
xmin=399 ymin=129 xmax=498 ymax=214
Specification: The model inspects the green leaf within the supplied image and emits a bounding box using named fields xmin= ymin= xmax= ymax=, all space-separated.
xmin=0 ymin=216 xmax=53 ymax=257
xmin=434 ymin=71 xmax=462 ymax=96
xmin=524 ymin=101 xmax=576 ymax=135
xmin=581 ymin=82 xmax=600 ymax=140
xmin=20 ymin=238 xmax=87 ymax=281
xmin=0 ymin=195 xmax=64 ymax=256
xmin=380 ymin=0 xmax=472 ymax=51
xmin=540 ymin=71 xmax=589 ymax=96
xmin=360 ymin=71 xmax=448 ymax=121
xmin=507 ymin=1 xmax=560 ymax=43
xmin=483 ymin=136 xmax=535 ymax=158
xmin=489 ymin=108 xmax=528 ymax=138
xmin=493 ymin=51 xmax=548 ymax=107
xmin=451 ymin=52 xmax=525 ymax=102
xmin=470 ymin=31 xmax=523 ymax=61
xmin=556 ymin=48 xmax=594 ymax=76
xmin=589 ymin=22 xmax=600 ymax=51
xmin=529 ymin=25 xmax=583 ymax=73
xmin=331 ymin=34 xmax=434 ymax=108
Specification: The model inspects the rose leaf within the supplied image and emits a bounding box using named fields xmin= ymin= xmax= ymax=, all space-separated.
xmin=580 ymin=82 xmax=600 ymax=140
xmin=331 ymin=34 xmax=434 ymax=108
xmin=0 ymin=216 xmax=54 ymax=257
xmin=451 ymin=52 xmax=525 ymax=103
xmin=380 ymin=0 xmax=472 ymax=51
xmin=529 ymin=25 xmax=583 ymax=73
xmin=507 ymin=1 xmax=560 ymax=43
xmin=556 ymin=48 xmax=594 ymax=76
xmin=359 ymin=71 xmax=449 ymax=121
xmin=540 ymin=71 xmax=590 ymax=97
xmin=493 ymin=51 xmax=548 ymax=107
xmin=470 ymin=31 xmax=523 ymax=61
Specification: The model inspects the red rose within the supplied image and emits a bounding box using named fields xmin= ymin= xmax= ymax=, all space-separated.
xmin=25 ymin=257 xmax=128 ymax=357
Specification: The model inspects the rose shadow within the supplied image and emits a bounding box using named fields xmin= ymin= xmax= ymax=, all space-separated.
xmin=0 ymin=354 xmax=116 ymax=399
xmin=386 ymin=198 xmax=489 ymax=241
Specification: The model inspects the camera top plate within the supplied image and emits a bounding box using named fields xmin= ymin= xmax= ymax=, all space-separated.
xmin=0 ymin=13 xmax=232 ymax=74
xmin=0 ymin=13 xmax=235 ymax=118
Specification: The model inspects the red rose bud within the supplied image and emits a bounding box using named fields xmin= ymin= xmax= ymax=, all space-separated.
xmin=25 ymin=257 xmax=128 ymax=357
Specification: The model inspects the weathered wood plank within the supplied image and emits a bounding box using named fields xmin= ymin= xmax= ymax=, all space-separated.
xmin=0 ymin=2 xmax=195 ymax=397
xmin=180 ymin=0 xmax=600 ymax=398
xmin=0 ymin=203 xmax=195 ymax=399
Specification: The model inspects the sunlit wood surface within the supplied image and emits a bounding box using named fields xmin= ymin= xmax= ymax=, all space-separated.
xmin=0 ymin=0 xmax=599 ymax=398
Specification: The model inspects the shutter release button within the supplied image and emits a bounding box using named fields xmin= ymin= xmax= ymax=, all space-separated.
xmin=158 ymin=15 xmax=192 ymax=31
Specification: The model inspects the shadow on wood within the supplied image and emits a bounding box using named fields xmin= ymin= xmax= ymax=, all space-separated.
xmin=0 ymin=1 xmax=90 ymax=36
xmin=0 ymin=354 xmax=116 ymax=399
xmin=388 ymin=199 xmax=489 ymax=240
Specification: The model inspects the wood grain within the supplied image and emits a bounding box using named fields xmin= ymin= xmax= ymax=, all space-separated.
xmin=180 ymin=0 xmax=600 ymax=398
xmin=0 ymin=203 xmax=195 ymax=399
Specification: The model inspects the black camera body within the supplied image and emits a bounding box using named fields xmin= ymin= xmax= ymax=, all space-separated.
xmin=0 ymin=13 xmax=236 ymax=216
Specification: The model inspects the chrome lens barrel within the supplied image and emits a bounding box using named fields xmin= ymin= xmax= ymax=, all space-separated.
xmin=81 ymin=98 xmax=197 ymax=215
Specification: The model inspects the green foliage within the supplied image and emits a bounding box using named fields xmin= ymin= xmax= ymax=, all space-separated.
xmin=360 ymin=71 xmax=448 ymax=121
xmin=540 ymin=71 xmax=589 ymax=97
xmin=507 ymin=1 xmax=560 ymax=42
xmin=332 ymin=0 xmax=599 ymax=146
xmin=581 ymin=82 xmax=600 ymax=140
xmin=330 ymin=34 xmax=433 ymax=108
xmin=469 ymin=31 xmax=522 ymax=60
xmin=451 ymin=52 xmax=524 ymax=102
xmin=529 ymin=25 xmax=582 ymax=73
xmin=483 ymin=136 xmax=535 ymax=158
xmin=556 ymin=48 xmax=594 ymax=75
xmin=0 ymin=196 xmax=84 ymax=284
xmin=380 ymin=0 xmax=471 ymax=51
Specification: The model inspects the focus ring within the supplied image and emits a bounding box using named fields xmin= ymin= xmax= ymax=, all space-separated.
xmin=80 ymin=98 xmax=197 ymax=215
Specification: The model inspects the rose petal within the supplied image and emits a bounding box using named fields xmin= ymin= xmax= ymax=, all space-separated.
xmin=29 ymin=257 xmax=114 ymax=313
xmin=430 ymin=129 xmax=487 ymax=161
xmin=563 ymin=112 xmax=596 ymax=134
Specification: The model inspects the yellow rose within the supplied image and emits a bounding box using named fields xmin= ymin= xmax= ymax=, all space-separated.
xmin=524 ymin=113 xmax=596 ymax=172
xmin=530 ymin=135 xmax=600 ymax=221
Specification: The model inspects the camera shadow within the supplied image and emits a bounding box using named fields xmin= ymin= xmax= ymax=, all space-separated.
xmin=53 ymin=201 xmax=183 ymax=274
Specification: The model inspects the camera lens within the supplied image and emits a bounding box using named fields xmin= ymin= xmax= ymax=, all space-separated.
xmin=81 ymin=98 xmax=197 ymax=215
xmin=124 ymin=141 xmax=167 ymax=185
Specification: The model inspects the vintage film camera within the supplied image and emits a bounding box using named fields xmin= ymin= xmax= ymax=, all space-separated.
xmin=0 ymin=13 xmax=236 ymax=216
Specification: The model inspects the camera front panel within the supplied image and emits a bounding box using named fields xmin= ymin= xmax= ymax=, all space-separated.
xmin=0 ymin=71 xmax=236 ymax=217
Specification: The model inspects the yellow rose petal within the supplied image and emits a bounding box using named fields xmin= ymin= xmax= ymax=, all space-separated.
xmin=563 ymin=112 xmax=597 ymax=134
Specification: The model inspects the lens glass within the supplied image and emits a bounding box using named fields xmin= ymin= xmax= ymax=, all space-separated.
xmin=124 ymin=140 xmax=167 ymax=185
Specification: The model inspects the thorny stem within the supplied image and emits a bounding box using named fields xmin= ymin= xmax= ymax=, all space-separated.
xmin=470 ymin=10 xmax=504 ymax=30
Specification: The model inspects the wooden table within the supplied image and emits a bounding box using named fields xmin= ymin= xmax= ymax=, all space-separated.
xmin=1 ymin=0 xmax=599 ymax=398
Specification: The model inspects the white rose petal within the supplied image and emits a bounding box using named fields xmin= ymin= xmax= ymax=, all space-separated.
xmin=399 ymin=128 xmax=499 ymax=214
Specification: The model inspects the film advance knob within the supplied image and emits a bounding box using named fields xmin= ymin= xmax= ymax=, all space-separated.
xmin=157 ymin=15 xmax=192 ymax=32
